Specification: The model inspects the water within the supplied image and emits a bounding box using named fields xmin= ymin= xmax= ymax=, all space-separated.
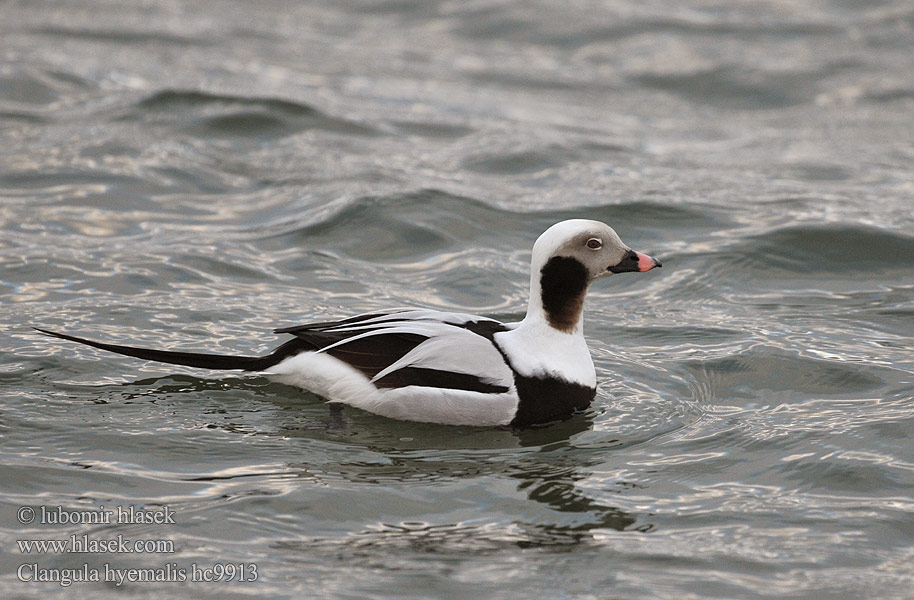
xmin=2 ymin=1 xmax=914 ymax=597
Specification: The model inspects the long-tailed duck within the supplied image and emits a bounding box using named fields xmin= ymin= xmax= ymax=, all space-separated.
xmin=36 ymin=219 xmax=661 ymax=427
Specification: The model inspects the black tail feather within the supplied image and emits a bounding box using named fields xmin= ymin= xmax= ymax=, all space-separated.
xmin=33 ymin=328 xmax=304 ymax=372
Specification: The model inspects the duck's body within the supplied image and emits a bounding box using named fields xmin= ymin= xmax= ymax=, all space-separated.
xmin=266 ymin=308 xmax=593 ymax=427
xmin=36 ymin=219 xmax=661 ymax=427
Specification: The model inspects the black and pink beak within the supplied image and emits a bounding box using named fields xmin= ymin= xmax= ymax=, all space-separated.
xmin=608 ymin=250 xmax=662 ymax=274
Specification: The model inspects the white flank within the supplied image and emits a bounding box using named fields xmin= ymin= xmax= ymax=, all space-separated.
xmin=264 ymin=349 xmax=517 ymax=427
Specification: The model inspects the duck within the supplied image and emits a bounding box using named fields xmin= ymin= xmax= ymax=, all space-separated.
xmin=35 ymin=219 xmax=661 ymax=427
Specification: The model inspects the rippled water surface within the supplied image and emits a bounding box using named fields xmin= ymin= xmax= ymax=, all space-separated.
xmin=3 ymin=1 xmax=914 ymax=598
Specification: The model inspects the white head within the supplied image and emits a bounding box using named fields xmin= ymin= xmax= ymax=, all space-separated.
xmin=524 ymin=219 xmax=661 ymax=333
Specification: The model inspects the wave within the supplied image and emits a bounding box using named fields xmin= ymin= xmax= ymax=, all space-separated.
xmin=126 ymin=89 xmax=376 ymax=139
xmin=733 ymin=223 xmax=914 ymax=274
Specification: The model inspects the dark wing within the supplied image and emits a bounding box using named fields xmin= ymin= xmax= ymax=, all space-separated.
xmin=272 ymin=309 xmax=513 ymax=394
xmin=272 ymin=310 xmax=428 ymax=379
xmin=312 ymin=331 xmax=428 ymax=379
xmin=273 ymin=312 xmax=392 ymax=335
xmin=373 ymin=366 xmax=509 ymax=393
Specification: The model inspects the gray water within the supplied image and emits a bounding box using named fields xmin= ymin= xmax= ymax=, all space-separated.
xmin=3 ymin=1 xmax=914 ymax=598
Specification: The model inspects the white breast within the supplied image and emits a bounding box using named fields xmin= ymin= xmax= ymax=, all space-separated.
xmin=494 ymin=319 xmax=596 ymax=387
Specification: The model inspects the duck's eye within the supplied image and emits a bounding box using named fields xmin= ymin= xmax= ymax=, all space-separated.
xmin=586 ymin=238 xmax=602 ymax=250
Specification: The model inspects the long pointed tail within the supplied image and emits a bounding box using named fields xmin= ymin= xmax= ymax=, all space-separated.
xmin=33 ymin=328 xmax=294 ymax=372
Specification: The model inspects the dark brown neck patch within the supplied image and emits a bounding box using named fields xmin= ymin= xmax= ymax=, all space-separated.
xmin=540 ymin=256 xmax=588 ymax=332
